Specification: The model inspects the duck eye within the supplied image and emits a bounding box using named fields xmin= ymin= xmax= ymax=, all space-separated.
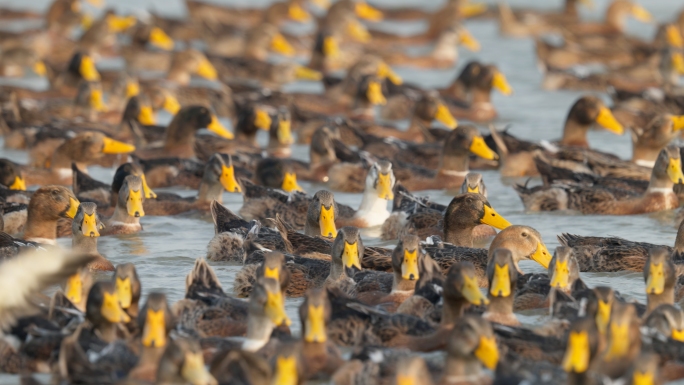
xmin=521 ymin=232 xmax=528 ymax=237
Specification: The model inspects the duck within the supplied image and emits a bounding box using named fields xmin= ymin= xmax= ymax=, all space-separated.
xmin=162 ymin=49 xmax=220 ymax=86
xmin=114 ymin=262 xmax=142 ymax=324
xmin=488 ymin=95 xmax=625 ymax=177
xmin=561 ymin=316 xmax=606 ymax=385
xmin=185 ymin=0 xmax=310 ymax=30
xmin=252 ymin=158 xmax=305 ymax=193
xmin=0 ymin=159 xmax=27 ymax=191
xmin=120 ymin=24 xmax=175 ymax=72
xmin=3 ymin=185 xmax=79 ymax=244
xmin=599 ymin=301 xmax=642 ymax=380
xmin=497 ymin=0 xmax=590 ymax=38
xmin=644 ymin=247 xmax=676 ymax=314
xmin=71 ymin=202 xmax=112 ymax=271
xmin=124 ymin=292 xmax=175 ymax=383
xmin=513 ymin=246 xmax=583 ymax=311
xmin=425 ymin=225 xmax=552 ymax=287
xmin=134 ymin=105 xmax=232 ymax=160
xmin=441 ymin=315 xmax=499 ymax=382
xmin=383 ymin=192 xmax=510 ymax=248
xmin=102 ymin=175 xmax=145 ymax=235
xmin=483 ymin=248 xmax=520 ymax=326
xmin=25 ymin=131 xmax=136 ymax=186
xmin=514 ymin=145 xmax=683 ymax=215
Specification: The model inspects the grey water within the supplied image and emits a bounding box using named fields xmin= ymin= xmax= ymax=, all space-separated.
xmin=0 ymin=0 xmax=683 ymax=382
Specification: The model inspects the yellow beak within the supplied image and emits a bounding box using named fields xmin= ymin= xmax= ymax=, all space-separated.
xmin=666 ymin=25 xmax=683 ymax=48
xmin=81 ymin=212 xmax=100 ymax=237
xmin=376 ymin=62 xmax=402 ymax=85
xmin=596 ymin=299 xmax=611 ymax=335
xmin=630 ymin=4 xmax=652 ymax=23
xmin=595 ymin=106 xmax=624 ymax=135
xmin=294 ymin=65 xmax=323 ymax=81
xmin=125 ymin=80 xmax=140 ymax=99
xmin=460 ymin=2 xmax=488 ymax=18
xmin=271 ymin=33 xmax=296 ymax=56
xmin=9 ymin=176 xmax=26 ymax=191
xmin=142 ymin=309 xmax=167 ymax=348
xmin=264 ymin=266 xmax=279 ymax=281
xmin=66 ymin=197 xmax=80 ymax=219
xmin=469 ymin=136 xmax=498 ymax=160
xmin=220 ymin=164 xmax=241 ymax=193
xmin=668 ymin=158 xmax=684 ymax=184
xmin=462 ymin=274 xmax=489 ymax=306
xmin=207 ymin=115 xmax=234 ymax=139
xmin=672 ymin=328 xmax=684 ymax=342
xmin=196 ymin=58 xmax=217 ymax=80
xmin=319 ymin=204 xmax=337 ymax=238
xmin=474 ymin=336 xmax=499 ymax=370
xmin=89 ymin=89 xmax=108 ymax=112
xmin=489 ymin=264 xmax=511 ymax=297
xmin=562 ymin=331 xmax=590 ymax=373
xmin=277 ymin=119 xmax=294 ymax=145
xmin=116 ymin=277 xmax=133 ymax=309
xmin=265 ymin=291 xmax=291 ymax=326
xmin=531 ymin=242 xmax=551 ymax=268
xmin=646 ymin=262 xmax=665 ymax=295
xmin=163 ymin=95 xmax=181 ymax=115
xmin=33 ymin=61 xmax=46 ymax=77
xmin=140 ymin=174 xmax=157 ymax=199
xmin=480 ymin=204 xmax=511 ymax=230
xmin=347 ymin=20 xmax=371 ymax=43
xmin=149 ymin=27 xmax=174 ymax=50
xmin=343 ymin=241 xmax=362 ymax=269
xmin=366 ymin=81 xmax=386 ymax=105
xmin=281 ymin=172 xmax=304 ymax=193
xmin=435 ymin=103 xmax=458 ymax=129
xmin=376 ymin=172 xmax=394 ymax=200
xmin=550 ymin=260 xmax=570 ymax=289
xmin=459 ymin=29 xmax=481 ymax=52
xmin=671 ymin=116 xmax=684 ymax=131
xmin=355 ymin=2 xmax=383 ymax=21
xmin=138 ymin=105 xmax=156 ymax=126
xmin=273 ymin=356 xmax=298 ymax=385
xmin=671 ymin=52 xmax=684 ymax=75
xmin=401 ymin=249 xmax=419 ymax=280
xmin=254 ymin=109 xmax=272 ymax=130
xmin=633 ymin=371 xmax=655 ymax=385
xmin=81 ymin=14 xmax=93 ymax=30
xmin=604 ymin=322 xmax=630 ymax=361
xmin=102 ymin=291 xmax=131 ymax=323
xmin=102 ymin=137 xmax=136 ymax=154
xmin=288 ymin=3 xmax=310 ymax=22
xmin=323 ymin=36 xmax=340 ymax=58
xmin=106 ymin=15 xmax=137 ymax=33
xmin=467 ymin=186 xmax=479 ymax=194
xmin=127 ymin=189 xmax=145 ymax=217
xmin=305 ymin=305 xmax=327 ymax=343
xmin=181 ymin=352 xmax=216 ymax=385
xmin=491 ymin=72 xmax=512 ymax=96
xmin=65 ymin=272 xmax=82 ymax=306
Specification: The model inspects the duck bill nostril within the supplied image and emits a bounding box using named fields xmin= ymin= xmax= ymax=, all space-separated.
xmin=135 ymin=212 xmax=141 ymax=217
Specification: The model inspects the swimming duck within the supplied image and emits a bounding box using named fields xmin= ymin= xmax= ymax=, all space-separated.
xmin=164 ymin=49 xmax=219 ymax=86
xmin=561 ymin=316 xmax=605 ymax=385
xmin=0 ymin=159 xmax=26 ymax=192
xmin=442 ymin=315 xmax=499 ymax=382
xmin=25 ymin=131 xmax=135 ymax=186
xmin=253 ymin=158 xmax=305 ymax=193
xmin=185 ymin=0 xmax=310 ymax=29
xmin=483 ymin=248 xmax=519 ymax=326
xmin=71 ymin=202 xmax=112 ymax=271
xmin=102 ymin=175 xmax=144 ymax=235
xmin=134 ymin=105 xmax=232 ymax=160
xmin=85 ymin=281 xmax=132 ymax=343
xmin=513 ymin=246 xmax=582 ymax=311
xmin=497 ymin=0 xmax=589 ymax=38
xmin=425 ymin=225 xmax=552 ymax=287
xmin=515 ymin=145 xmax=683 ymax=215
xmin=125 ymin=292 xmax=175 ymax=383
xmin=121 ymin=24 xmax=175 ymax=72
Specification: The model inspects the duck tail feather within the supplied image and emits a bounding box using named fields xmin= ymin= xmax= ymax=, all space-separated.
xmin=185 ymin=258 xmax=224 ymax=299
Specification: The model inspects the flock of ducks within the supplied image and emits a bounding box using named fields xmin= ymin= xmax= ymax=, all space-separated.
xmin=1 ymin=0 xmax=684 ymax=384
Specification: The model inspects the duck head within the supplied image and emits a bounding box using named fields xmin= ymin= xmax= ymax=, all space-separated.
xmin=643 ymin=247 xmax=675 ymax=313
xmin=442 ymin=262 xmax=488 ymax=325
xmin=0 ymin=159 xmax=25 ymax=190
xmin=548 ymin=246 xmax=580 ymax=293
xmin=305 ymin=190 xmax=338 ymax=238
xmin=458 ymin=172 xmax=487 ymax=196
xmin=256 ymin=251 xmax=291 ymax=294
xmin=255 ymin=158 xmax=303 ymax=193
xmin=115 ymin=262 xmax=142 ymax=318
xmin=414 ymin=92 xmax=457 ymax=129
xmin=139 ymin=292 xmax=174 ymax=349
xmin=118 ymin=175 xmax=145 ymax=218
xmin=63 ymin=267 xmax=93 ymax=312
xmin=86 ymin=281 xmax=130 ymax=342
xmin=157 ymin=338 xmax=217 ymax=385
xmin=330 ymin=226 xmax=364 ymax=279
xmin=488 ymin=225 xmax=552 ymax=272
xmin=445 ymin=315 xmax=499 ymax=377
xmin=299 ymin=288 xmax=331 ymax=344
xmin=391 ymin=234 xmax=424 ymax=291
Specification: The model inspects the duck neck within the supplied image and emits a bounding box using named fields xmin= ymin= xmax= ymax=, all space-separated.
xmin=304 ymin=221 xmax=320 ymax=237
xmin=444 ymin=79 xmax=469 ymax=101
xmin=354 ymin=190 xmax=389 ymax=221
xmin=605 ymin=5 xmax=628 ymax=33
xmin=631 ymin=145 xmax=661 ymax=166
xmin=137 ymin=345 xmax=165 ymax=370
xmin=243 ymin=315 xmax=275 ymax=352
xmin=471 ymin=87 xmax=492 ymax=104
xmin=51 ymin=145 xmax=79 ymax=170
xmin=197 ymin=180 xmax=224 ymax=204
xmin=646 ymin=169 xmax=674 ymax=193
xmin=487 ymin=295 xmax=514 ymax=318
xmin=24 ymin=211 xmax=59 ymax=243
xmin=442 ymin=298 xmax=468 ymax=327
xmin=443 ymin=222 xmax=475 ymax=248
xmin=96 ymin=321 xmax=119 ymax=344
xmin=437 ymin=151 xmax=469 ymax=176
xmin=647 ymin=288 xmax=674 ymax=314
xmin=560 ymin=119 xmax=590 ymax=147
xmin=442 ymin=356 xmax=483 ymax=383
xmin=567 ymin=372 xmax=590 ymax=385
xmin=110 ymin=206 xmax=139 ymax=225
xmin=327 ymin=259 xmax=349 ymax=282
xmin=164 ymin=117 xmax=197 ymax=158
xmin=392 ymin=273 xmax=417 ymax=292
xmin=72 ymin=234 xmax=99 ymax=255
